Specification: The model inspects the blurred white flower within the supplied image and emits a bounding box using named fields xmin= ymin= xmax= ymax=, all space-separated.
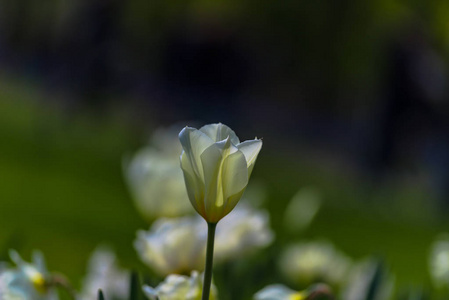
xmin=135 ymin=216 xmax=207 ymax=275
xmin=124 ymin=126 xmax=194 ymax=220
xmin=81 ymin=246 xmax=129 ymax=300
xmin=429 ymin=234 xmax=449 ymax=289
xmin=283 ymin=188 xmax=321 ymax=233
xmin=135 ymin=204 xmax=273 ymax=275
xmin=279 ymin=240 xmax=351 ymax=287
xmin=215 ymin=203 xmax=274 ymax=262
xmin=342 ymin=259 xmax=394 ymax=300
xmin=253 ymin=284 xmax=306 ymax=300
xmin=143 ymin=270 xmax=217 ymax=300
xmin=0 ymin=269 xmax=14 ymax=300
xmin=0 ymin=250 xmax=58 ymax=300
xmin=254 ymin=284 xmax=333 ymax=300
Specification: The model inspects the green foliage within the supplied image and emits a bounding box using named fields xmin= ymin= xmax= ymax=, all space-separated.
xmin=129 ymin=272 xmax=144 ymax=300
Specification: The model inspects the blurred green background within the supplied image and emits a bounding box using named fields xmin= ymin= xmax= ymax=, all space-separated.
xmin=1 ymin=0 xmax=449 ymax=298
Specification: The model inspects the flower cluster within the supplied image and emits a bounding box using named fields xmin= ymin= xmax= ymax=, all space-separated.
xmin=134 ymin=203 xmax=274 ymax=275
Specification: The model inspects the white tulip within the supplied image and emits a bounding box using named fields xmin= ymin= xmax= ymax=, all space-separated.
xmin=179 ymin=123 xmax=262 ymax=223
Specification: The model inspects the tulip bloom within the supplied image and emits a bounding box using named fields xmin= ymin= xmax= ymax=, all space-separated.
xmin=179 ymin=123 xmax=262 ymax=224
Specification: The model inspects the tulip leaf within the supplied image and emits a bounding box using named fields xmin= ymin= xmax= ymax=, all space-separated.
xmin=129 ymin=271 xmax=143 ymax=300
xmin=98 ymin=289 xmax=105 ymax=300
xmin=366 ymin=260 xmax=384 ymax=300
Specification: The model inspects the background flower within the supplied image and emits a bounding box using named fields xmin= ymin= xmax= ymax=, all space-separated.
xmin=254 ymin=284 xmax=334 ymax=300
xmin=135 ymin=216 xmax=207 ymax=275
xmin=429 ymin=234 xmax=449 ymax=289
xmin=143 ymin=271 xmax=217 ymax=300
xmin=254 ymin=284 xmax=306 ymax=300
xmin=1 ymin=250 xmax=58 ymax=300
xmin=135 ymin=203 xmax=273 ymax=276
xmin=215 ymin=203 xmax=274 ymax=262
xmin=80 ymin=246 xmax=129 ymax=300
xmin=125 ymin=126 xmax=194 ymax=221
xmin=283 ymin=188 xmax=321 ymax=234
xmin=341 ymin=259 xmax=395 ymax=300
xmin=279 ymin=240 xmax=351 ymax=288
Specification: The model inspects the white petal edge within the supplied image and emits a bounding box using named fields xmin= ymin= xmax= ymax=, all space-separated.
xmin=237 ymin=139 xmax=262 ymax=168
xmin=199 ymin=123 xmax=240 ymax=145
xmin=179 ymin=127 xmax=214 ymax=180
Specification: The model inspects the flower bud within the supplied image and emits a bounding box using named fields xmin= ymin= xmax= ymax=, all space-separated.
xmin=179 ymin=123 xmax=262 ymax=223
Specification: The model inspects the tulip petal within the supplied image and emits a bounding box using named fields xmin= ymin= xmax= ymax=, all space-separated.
xmin=200 ymin=123 xmax=240 ymax=145
xmin=221 ymin=150 xmax=248 ymax=202
xmin=237 ymin=140 xmax=262 ymax=167
xmin=179 ymin=127 xmax=214 ymax=180
xmin=181 ymin=152 xmax=205 ymax=217
xmin=222 ymin=188 xmax=246 ymax=218
xmin=200 ymin=142 xmax=224 ymax=221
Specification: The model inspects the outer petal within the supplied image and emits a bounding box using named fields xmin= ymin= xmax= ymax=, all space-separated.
xmin=179 ymin=127 xmax=214 ymax=180
xmin=221 ymin=150 xmax=248 ymax=203
xmin=222 ymin=188 xmax=246 ymax=220
xmin=200 ymin=142 xmax=224 ymax=221
xmin=199 ymin=123 xmax=240 ymax=145
xmin=181 ymin=152 xmax=205 ymax=217
xmin=237 ymin=139 xmax=262 ymax=175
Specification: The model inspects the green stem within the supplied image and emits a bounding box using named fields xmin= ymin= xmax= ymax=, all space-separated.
xmin=202 ymin=222 xmax=217 ymax=300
